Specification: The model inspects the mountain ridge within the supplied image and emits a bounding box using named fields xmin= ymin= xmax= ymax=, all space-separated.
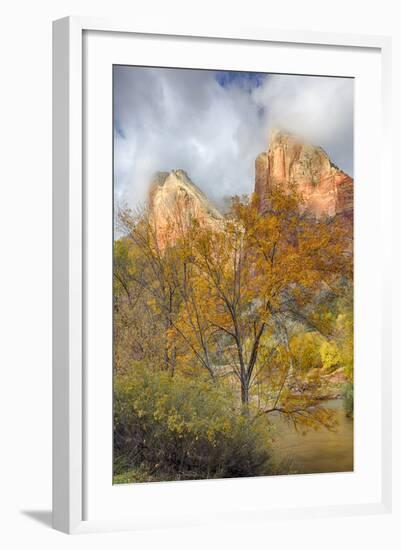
xmin=147 ymin=129 xmax=354 ymax=247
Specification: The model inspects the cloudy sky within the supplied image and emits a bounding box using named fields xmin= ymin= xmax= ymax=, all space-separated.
xmin=114 ymin=66 xmax=353 ymax=210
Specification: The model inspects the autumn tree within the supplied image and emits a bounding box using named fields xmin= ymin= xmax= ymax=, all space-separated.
xmin=114 ymin=183 xmax=352 ymax=428
xmin=172 ymin=185 xmax=352 ymax=426
xmin=114 ymin=206 xmax=187 ymax=374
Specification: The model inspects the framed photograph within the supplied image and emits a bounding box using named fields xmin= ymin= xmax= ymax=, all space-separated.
xmin=52 ymin=17 xmax=392 ymax=534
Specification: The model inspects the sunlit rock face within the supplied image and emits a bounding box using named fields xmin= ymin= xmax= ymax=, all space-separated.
xmin=254 ymin=129 xmax=354 ymax=221
xmin=148 ymin=169 xmax=223 ymax=248
xmin=147 ymin=131 xmax=353 ymax=249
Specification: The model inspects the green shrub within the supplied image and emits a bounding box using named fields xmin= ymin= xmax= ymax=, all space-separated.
xmin=342 ymin=381 xmax=353 ymax=418
xmin=114 ymin=365 xmax=272 ymax=482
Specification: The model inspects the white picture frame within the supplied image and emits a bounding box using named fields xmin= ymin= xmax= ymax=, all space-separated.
xmin=52 ymin=16 xmax=392 ymax=534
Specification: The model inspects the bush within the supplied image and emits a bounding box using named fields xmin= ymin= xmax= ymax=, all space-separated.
xmin=114 ymin=365 xmax=272 ymax=482
xmin=342 ymin=381 xmax=353 ymax=418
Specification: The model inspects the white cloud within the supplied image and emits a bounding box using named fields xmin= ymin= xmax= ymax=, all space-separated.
xmin=114 ymin=67 xmax=353 ymax=211
xmin=253 ymin=74 xmax=354 ymax=173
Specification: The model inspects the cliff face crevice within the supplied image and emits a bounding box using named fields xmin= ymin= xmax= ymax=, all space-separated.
xmin=254 ymin=129 xmax=353 ymax=221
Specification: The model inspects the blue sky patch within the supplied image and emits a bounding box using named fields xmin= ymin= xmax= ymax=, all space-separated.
xmin=215 ymin=71 xmax=267 ymax=91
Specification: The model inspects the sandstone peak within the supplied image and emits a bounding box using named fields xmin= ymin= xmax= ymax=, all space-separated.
xmin=148 ymin=169 xmax=223 ymax=248
xmin=255 ymin=129 xmax=353 ymax=220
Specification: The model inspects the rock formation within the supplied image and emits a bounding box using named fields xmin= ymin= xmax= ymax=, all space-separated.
xmin=254 ymin=129 xmax=353 ymax=221
xmin=147 ymin=130 xmax=353 ymax=249
xmin=148 ymin=169 xmax=223 ymax=248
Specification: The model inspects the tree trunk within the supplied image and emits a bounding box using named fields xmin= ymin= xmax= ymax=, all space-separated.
xmin=241 ymin=379 xmax=250 ymax=411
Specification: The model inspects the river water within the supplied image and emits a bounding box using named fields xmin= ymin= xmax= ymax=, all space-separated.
xmin=271 ymin=399 xmax=354 ymax=474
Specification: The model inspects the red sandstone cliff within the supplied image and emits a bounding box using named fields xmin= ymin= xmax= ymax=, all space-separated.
xmin=255 ymin=129 xmax=353 ymax=221
xmin=148 ymin=169 xmax=223 ymax=248
xmin=147 ymin=131 xmax=353 ymax=249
